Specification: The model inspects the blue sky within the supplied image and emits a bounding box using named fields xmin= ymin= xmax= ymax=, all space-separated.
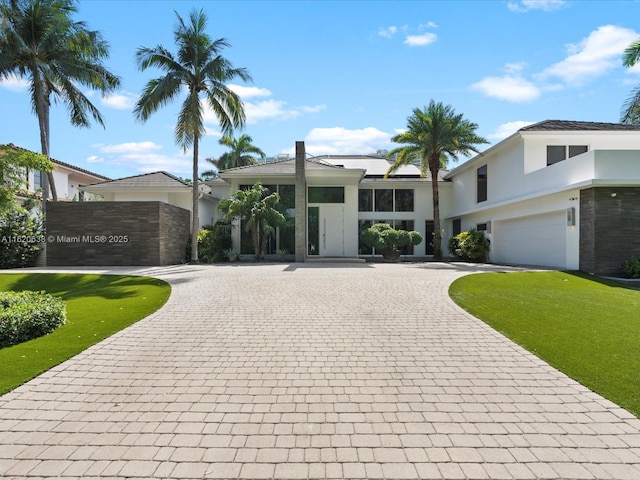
xmin=2 ymin=0 xmax=640 ymax=180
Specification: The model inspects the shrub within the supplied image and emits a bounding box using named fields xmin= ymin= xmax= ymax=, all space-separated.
xmin=0 ymin=291 xmax=66 ymax=348
xmin=360 ymin=223 xmax=423 ymax=259
xmin=0 ymin=202 xmax=43 ymax=268
xmin=188 ymin=221 xmax=233 ymax=263
xmin=448 ymin=229 xmax=490 ymax=262
xmin=623 ymin=256 xmax=640 ymax=279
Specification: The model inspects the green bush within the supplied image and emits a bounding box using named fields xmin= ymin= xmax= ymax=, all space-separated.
xmin=360 ymin=223 xmax=423 ymax=259
xmin=448 ymin=228 xmax=490 ymax=262
xmin=0 ymin=202 xmax=43 ymax=268
xmin=187 ymin=221 xmax=233 ymax=263
xmin=0 ymin=291 xmax=66 ymax=348
xmin=623 ymin=256 xmax=640 ymax=279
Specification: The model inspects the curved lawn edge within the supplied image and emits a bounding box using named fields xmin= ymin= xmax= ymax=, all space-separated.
xmin=0 ymin=273 xmax=171 ymax=395
xmin=449 ymin=270 xmax=640 ymax=417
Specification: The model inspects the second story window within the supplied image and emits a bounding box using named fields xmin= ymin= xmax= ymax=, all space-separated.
xmin=547 ymin=145 xmax=588 ymax=166
xmin=477 ymin=165 xmax=487 ymax=203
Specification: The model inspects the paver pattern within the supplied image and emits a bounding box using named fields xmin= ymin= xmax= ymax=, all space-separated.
xmin=1 ymin=262 xmax=640 ymax=479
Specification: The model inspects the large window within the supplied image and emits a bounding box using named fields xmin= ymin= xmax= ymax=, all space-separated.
xmin=546 ymin=145 xmax=588 ymax=166
xmin=308 ymin=186 xmax=344 ymax=203
xmin=477 ymin=165 xmax=487 ymax=203
xmin=359 ymin=188 xmax=414 ymax=212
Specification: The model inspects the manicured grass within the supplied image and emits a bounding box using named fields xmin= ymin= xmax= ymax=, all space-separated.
xmin=0 ymin=273 xmax=170 ymax=395
xmin=449 ymin=271 xmax=640 ymax=416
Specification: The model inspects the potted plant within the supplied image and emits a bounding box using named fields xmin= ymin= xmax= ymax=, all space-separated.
xmin=360 ymin=223 xmax=423 ymax=262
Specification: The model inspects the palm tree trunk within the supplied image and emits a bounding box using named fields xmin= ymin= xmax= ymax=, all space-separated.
xmin=430 ymin=161 xmax=442 ymax=259
xmin=252 ymin=226 xmax=261 ymax=260
xmin=38 ymin=94 xmax=58 ymax=202
xmin=190 ymin=136 xmax=199 ymax=262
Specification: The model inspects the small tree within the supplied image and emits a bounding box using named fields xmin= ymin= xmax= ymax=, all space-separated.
xmin=0 ymin=199 xmax=43 ymax=268
xmin=360 ymin=223 xmax=423 ymax=261
xmin=0 ymin=145 xmax=53 ymax=210
xmin=217 ymin=182 xmax=286 ymax=260
xmin=448 ymin=229 xmax=490 ymax=263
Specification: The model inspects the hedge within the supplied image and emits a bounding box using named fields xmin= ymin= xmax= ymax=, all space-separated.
xmin=0 ymin=291 xmax=66 ymax=348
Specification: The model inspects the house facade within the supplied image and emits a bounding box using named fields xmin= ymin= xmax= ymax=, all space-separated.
xmin=209 ymin=142 xmax=448 ymax=260
xmin=444 ymin=120 xmax=640 ymax=275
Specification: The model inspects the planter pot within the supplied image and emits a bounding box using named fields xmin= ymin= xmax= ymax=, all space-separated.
xmin=381 ymin=249 xmax=401 ymax=263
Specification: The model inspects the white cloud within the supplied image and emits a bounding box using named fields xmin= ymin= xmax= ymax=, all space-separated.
xmin=542 ymin=25 xmax=639 ymax=85
xmin=101 ymin=91 xmax=137 ymax=110
xmin=227 ymin=84 xmax=272 ymax=98
xmin=404 ymin=32 xmax=437 ymax=47
xmin=0 ymin=74 xmax=29 ymax=92
xmin=90 ymin=142 xmax=192 ymax=175
xmin=298 ymin=127 xmax=392 ymax=156
xmin=472 ymin=75 xmax=541 ymax=102
xmin=378 ymin=26 xmax=398 ymax=38
xmin=92 ymin=141 xmax=162 ymax=154
xmin=508 ymin=0 xmax=565 ymax=12
xmin=488 ymin=121 xmax=535 ymax=140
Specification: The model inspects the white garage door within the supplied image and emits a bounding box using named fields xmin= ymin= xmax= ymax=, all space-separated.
xmin=493 ymin=212 xmax=566 ymax=268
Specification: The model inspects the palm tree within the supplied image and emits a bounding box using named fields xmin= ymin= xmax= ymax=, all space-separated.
xmin=217 ymin=182 xmax=285 ymax=260
xmin=203 ymin=134 xmax=265 ymax=177
xmin=621 ymin=37 xmax=640 ymax=123
xmin=134 ymin=8 xmax=250 ymax=262
xmin=0 ymin=0 xmax=121 ymax=201
xmin=386 ymin=100 xmax=488 ymax=259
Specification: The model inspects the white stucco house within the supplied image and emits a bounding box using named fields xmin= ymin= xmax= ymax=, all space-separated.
xmin=207 ymin=120 xmax=640 ymax=275
xmin=80 ymin=171 xmax=218 ymax=229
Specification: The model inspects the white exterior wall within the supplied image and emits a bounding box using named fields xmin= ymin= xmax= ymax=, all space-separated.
xmin=343 ymin=184 xmax=359 ymax=257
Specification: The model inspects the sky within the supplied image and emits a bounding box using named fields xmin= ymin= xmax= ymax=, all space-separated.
xmin=2 ymin=0 xmax=640 ymax=180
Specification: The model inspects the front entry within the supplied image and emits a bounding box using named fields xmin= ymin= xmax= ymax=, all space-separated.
xmin=308 ymin=205 xmax=344 ymax=256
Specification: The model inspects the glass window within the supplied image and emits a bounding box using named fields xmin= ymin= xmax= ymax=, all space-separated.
xmin=394 ymin=189 xmax=414 ymax=212
xmin=375 ymin=189 xmax=393 ymax=212
xmin=396 ymin=220 xmax=415 ymax=255
xmin=358 ymin=189 xmax=373 ymax=211
xmin=547 ymin=145 xmax=566 ymax=166
xmin=477 ymin=165 xmax=487 ymax=203
xmin=34 ymin=170 xmax=42 ymax=190
xmin=477 ymin=223 xmax=488 ymax=231
xmin=569 ymin=145 xmax=588 ymax=158
xmin=452 ymin=219 xmax=461 ymax=236
xmin=358 ymin=220 xmax=372 ymax=255
xmin=308 ymin=206 xmax=319 ymax=255
xmin=278 ymin=185 xmax=295 ymax=209
xmin=425 ymin=220 xmax=435 ymax=256
xmin=308 ymin=186 xmax=344 ymax=203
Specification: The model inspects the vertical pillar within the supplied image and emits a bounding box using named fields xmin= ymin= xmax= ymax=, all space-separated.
xmin=295 ymin=141 xmax=306 ymax=262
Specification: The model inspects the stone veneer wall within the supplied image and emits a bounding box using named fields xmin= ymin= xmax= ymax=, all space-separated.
xmin=46 ymin=201 xmax=190 ymax=266
xmin=580 ymin=187 xmax=640 ymax=275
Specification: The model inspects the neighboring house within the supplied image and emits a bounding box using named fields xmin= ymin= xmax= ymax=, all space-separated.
xmin=209 ymin=143 xmax=448 ymax=259
xmin=444 ymin=120 xmax=640 ymax=275
xmin=81 ymin=171 xmax=218 ymax=229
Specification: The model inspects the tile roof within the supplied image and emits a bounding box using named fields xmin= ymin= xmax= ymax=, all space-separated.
xmin=220 ymin=158 xmax=348 ymax=176
xmin=4 ymin=143 xmax=110 ymax=180
xmin=82 ymin=171 xmax=190 ymax=189
xmin=520 ymin=120 xmax=640 ymax=131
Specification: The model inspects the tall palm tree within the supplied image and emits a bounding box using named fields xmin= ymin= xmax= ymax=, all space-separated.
xmin=134 ymin=8 xmax=250 ymax=262
xmin=386 ymin=100 xmax=487 ymax=259
xmin=0 ymin=0 xmax=121 ymax=201
xmin=203 ymin=134 xmax=265 ymax=177
xmin=621 ymin=37 xmax=640 ymax=123
xmin=217 ymin=182 xmax=285 ymax=260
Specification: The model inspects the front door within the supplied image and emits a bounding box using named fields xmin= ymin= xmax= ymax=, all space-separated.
xmin=320 ymin=205 xmax=344 ymax=256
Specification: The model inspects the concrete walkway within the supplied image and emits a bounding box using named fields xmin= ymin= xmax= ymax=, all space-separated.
xmin=1 ymin=263 xmax=640 ymax=479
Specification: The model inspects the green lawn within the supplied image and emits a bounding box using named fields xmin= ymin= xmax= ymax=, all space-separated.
xmin=0 ymin=273 xmax=170 ymax=395
xmin=449 ymin=271 xmax=640 ymax=416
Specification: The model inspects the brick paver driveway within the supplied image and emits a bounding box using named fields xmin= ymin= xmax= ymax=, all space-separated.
xmin=1 ymin=262 xmax=640 ymax=479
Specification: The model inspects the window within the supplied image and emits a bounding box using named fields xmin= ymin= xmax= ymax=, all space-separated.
xmin=358 ymin=220 xmax=372 ymax=255
xmin=394 ymin=189 xmax=414 ymax=212
xmin=278 ymin=185 xmax=295 ymax=209
xmin=547 ymin=145 xmax=588 ymax=166
xmin=358 ymin=189 xmax=373 ymax=212
xmin=374 ymin=189 xmax=393 ymax=212
xmin=477 ymin=165 xmax=487 ymax=203
xmin=34 ymin=170 xmax=43 ymax=190
xmin=452 ymin=219 xmax=462 ymax=236
xmin=477 ymin=223 xmax=488 ymax=232
xmin=425 ymin=220 xmax=435 ymax=256
xmin=308 ymin=186 xmax=344 ymax=203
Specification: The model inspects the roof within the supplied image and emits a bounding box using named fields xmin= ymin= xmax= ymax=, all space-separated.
xmin=4 ymin=143 xmax=111 ymax=181
xmin=82 ymin=171 xmax=191 ymax=189
xmin=315 ymin=155 xmax=423 ymax=177
xmin=520 ymin=120 xmax=640 ymax=132
xmin=219 ymin=158 xmax=349 ymax=176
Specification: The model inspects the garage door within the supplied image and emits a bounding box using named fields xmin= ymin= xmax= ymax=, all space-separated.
xmin=493 ymin=212 xmax=566 ymax=268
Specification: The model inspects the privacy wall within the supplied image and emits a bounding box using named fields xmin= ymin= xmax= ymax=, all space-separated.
xmin=580 ymin=187 xmax=640 ymax=276
xmin=46 ymin=201 xmax=189 ymax=266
